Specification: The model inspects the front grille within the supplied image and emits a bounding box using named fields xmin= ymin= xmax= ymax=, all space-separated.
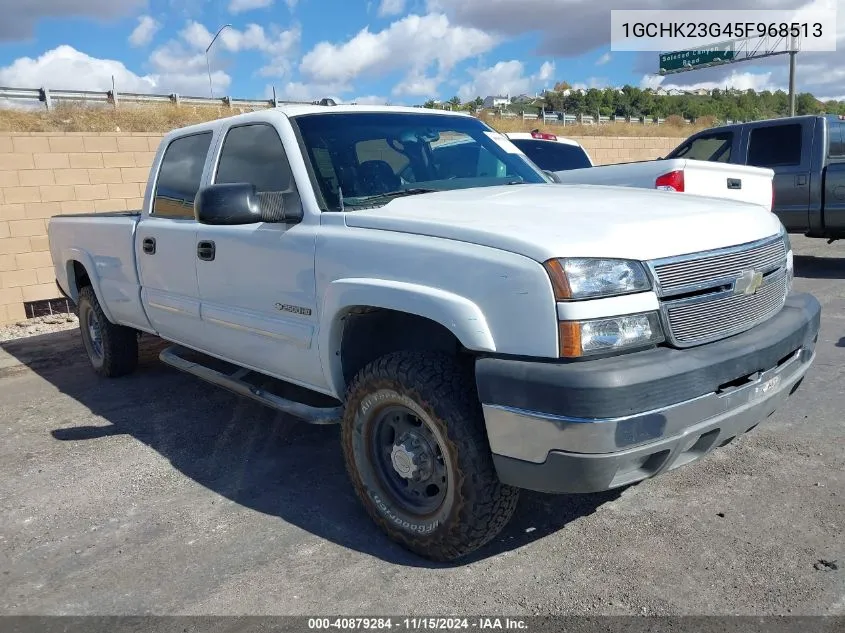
xmin=653 ymin=237 xmax=786 ymax=295
xmin=666 ymin=272 xmax=789 ymax=345
xmin=649 ymin=235 xmax=790 ymax=347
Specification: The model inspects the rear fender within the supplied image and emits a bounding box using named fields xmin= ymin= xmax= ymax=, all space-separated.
xmin=62 ymin=247 xmax=118 ymax=325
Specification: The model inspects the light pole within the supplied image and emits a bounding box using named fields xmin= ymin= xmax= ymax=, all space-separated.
xmin=206 ymin=24 xmax=232 ymax=99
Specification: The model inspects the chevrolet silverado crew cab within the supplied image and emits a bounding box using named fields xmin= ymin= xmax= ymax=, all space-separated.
xmin=47 ymin=104 xmax=821 ymax=562
xmin=663 ymin=114 xmax=845 ymax=241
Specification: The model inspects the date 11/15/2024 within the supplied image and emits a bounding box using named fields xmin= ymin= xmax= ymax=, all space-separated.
xmin=307 ymin=617 xmax=529 ymax=631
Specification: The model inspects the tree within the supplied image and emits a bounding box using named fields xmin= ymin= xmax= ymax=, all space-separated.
xmin=795 ymin=92 xmax=822 ymax=115
xmin=423 ymin=99 xmax=436 ymax=109
xmin=553 ymin=81 xmax=571 ymax=92
xmin=448 ymin=96 xmax=461 ymax=108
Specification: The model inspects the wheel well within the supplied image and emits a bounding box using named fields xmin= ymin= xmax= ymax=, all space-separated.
xmin=61 ymin=260 xmax=91 ymax=304
xmin=72 ymin=260 xmax=90 ymax=290
xmin=339 ymin=308 xmax=468 ymax=386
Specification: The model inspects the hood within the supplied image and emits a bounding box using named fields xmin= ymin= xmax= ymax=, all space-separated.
xmin=342 ymin=183 xmax=784 ymax=262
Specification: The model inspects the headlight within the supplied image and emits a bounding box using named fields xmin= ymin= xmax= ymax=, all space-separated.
xmin=544 ymin=258 xmax=651 ymax=300
xmin=559 ymin=312 xmax=664 ymax=357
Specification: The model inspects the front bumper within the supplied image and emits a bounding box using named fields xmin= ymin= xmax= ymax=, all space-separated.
xmin=476 ymin=292 xmax=821 ymax=494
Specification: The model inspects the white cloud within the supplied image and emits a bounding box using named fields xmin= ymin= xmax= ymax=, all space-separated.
xmin=537 ymin=60 xmax=555 ymax=82
xmin=640 ymin=71 xmax=779 ymax=93
xmin=0 ymin=45 xmax=229 ymax=97
xmin=128 ymin=16 xmax=161 ymax=47
xmin=274 ymin=81 xmax=351 ymax=102
xmin=299 ymin=12 xmax=497 ymax=94
xmin=457 ymin=60 xmax=554 ymax=102
xmin=351 ymin=95 xmax=390 ymax=104
xmin=595 ymin=52 xmax=611 ymax=66
xmin=175 ymin=20 xmax=301 ymax=78
xmin=286 ymin=0 xmax=299 ymax=8
xmin=229 ymin=0 xmax=274 ymax=14
xmin=0 ymin=0 xmax=145 ymax=42
xmin=393 ymin=72 xmax=441 ymax=97
xmin=429 ymin=0 xmax=820 ymax=56
xmin=378 ymin=0 xmax=405 ymax=17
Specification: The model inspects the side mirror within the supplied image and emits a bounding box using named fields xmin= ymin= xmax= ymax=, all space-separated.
xmin=195 ymin=183 xmax=262 ymax=225
xmin=544 ymin=170 xmax=563 ymax=183
xmin=194 ymin=183 xmax=303 ymax=225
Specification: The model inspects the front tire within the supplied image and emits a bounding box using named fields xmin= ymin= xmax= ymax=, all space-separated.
xmin=77 ymin=285 xmax=138 ymax=378
xmin=341 ymin=351 xmax=519 ymax=562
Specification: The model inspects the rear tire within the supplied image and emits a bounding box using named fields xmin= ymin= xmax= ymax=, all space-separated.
xmin=341 ymin=350 xmax=519 ymax=562
xmin=77 ymin=285 xmax=138 ymax=378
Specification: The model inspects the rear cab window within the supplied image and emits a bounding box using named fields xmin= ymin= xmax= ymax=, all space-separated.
xmin=668 ymin=132 xmax=733 ymax=162
xmin=746 ymin=124 xmax=803 ymax=167
xmin=152 ymin=132 xmax=213 ymax=219
xmin=508 ymin=139 xmax=592 ymax=171
xmin=827 ymin=120 xmax=844 ymax=159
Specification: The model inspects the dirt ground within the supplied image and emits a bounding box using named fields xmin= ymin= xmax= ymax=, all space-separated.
xmin=0 ymin=235 xmax=842 ymax=615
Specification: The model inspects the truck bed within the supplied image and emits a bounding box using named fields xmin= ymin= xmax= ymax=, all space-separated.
xmin=47 ymin=211 xmax=150 ymax=332
xmin=552 ymin=158 xmax=774 ymax=210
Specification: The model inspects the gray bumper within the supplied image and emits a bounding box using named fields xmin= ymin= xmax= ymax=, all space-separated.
xmin=476 ymin=292 xmax=821 ymax=494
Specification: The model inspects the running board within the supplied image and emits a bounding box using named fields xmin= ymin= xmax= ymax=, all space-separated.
xmin=159 ymin=345 xmax=341 ymax=425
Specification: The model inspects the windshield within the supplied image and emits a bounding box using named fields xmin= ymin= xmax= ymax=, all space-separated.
xmin=291 ymin=112 xmax=549 ymax=210
xmin=508 ymin=139 xmax=593 ymax=172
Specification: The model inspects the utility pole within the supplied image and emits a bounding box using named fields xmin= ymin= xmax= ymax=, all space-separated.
xmin=788 ymin=34 xmax=798 ymax=117
xmin=206 ymin=24 xmax=232 ymax=99
xmin=788 ymin=50 xmax=797 ymax=117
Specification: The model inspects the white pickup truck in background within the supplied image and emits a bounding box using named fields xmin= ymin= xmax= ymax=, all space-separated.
xmin=551 ymin=157 xmax=776 ymax=210
xmin=48 ymin=104 xmax=820 ymax=562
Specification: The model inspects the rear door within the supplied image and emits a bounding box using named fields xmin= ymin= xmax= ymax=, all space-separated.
xmin=822 ymin=119 xmax=845 ymax=233
xmin=740 ymin=120 xmax=813 ymax=231
xmin=136 ymin=131 xmax=212 ymax=348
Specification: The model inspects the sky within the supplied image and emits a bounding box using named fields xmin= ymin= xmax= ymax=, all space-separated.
xmin=0 ymin=0 xmax=842 ymax=106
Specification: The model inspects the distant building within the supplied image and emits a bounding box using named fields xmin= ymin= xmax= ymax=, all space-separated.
xmin=482 ymin=94 xmax=511 ymax=108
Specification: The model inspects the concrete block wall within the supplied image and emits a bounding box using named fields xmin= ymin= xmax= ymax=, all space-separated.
xmin=0 ymin=132 xmax=684 ymax=325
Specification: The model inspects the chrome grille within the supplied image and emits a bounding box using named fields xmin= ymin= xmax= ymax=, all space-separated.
xmin=666 ymin=272 xmax=789 ymax=345
xmin=649 ymin=234 xmax=790 ymax=347
xmin=653 ymin=237 xmax=786 ymax=295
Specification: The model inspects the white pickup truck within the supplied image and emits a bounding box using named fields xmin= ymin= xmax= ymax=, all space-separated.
xmin=48 ymin=104 xmax=820 ymax=562
xmin=551 ymin=156 xmax=775 ymax=210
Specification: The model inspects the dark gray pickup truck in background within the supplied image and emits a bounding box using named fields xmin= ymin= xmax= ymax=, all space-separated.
xmin=665 ymin=114 xmax=845 ymax=242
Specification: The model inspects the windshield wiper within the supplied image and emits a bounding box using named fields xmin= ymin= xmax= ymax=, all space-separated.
xmin=343 ymin=188 xmax=439 ymax=208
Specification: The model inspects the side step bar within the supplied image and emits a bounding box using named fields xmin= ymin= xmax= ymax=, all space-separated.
xmin=159 ymin=345 xmax=342 ymax=425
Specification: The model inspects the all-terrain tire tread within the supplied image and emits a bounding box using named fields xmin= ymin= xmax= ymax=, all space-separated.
xmin=78 ymin=285 xmax=138 ymax=378
xmin=342 ymin=350 xmax=519 ymax=562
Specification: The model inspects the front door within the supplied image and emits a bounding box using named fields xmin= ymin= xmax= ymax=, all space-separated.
xmin=136 ymin=131 xmax=213 ymax=349
xmin=194 ymin=122 xmax=324 ymax=391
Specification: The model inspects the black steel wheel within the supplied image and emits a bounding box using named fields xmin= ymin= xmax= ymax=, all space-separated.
xmin=341 ymin=350 xmax=519 ymax=562
xmin=77 ymin=286 xmax=138 ymax=378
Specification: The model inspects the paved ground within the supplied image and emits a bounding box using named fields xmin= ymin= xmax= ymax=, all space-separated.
xmin=0 ymin=235 xmax=842 ymax=616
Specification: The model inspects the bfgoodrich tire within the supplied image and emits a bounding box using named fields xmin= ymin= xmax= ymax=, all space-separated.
xmin=341 ymin=350 xmax=519 ymax=562
xmin=77 ymin=285 xmax=138 ymax=378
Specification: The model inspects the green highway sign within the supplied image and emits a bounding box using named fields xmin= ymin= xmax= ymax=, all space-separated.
xmin=659 ymin=42 xmax=736 ymax=74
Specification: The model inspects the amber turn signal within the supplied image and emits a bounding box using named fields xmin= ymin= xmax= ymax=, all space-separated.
xmin=558 ymin=321 xmax=582 ymax=358
xmin=543 ymin=259 xmax=572 ymax=301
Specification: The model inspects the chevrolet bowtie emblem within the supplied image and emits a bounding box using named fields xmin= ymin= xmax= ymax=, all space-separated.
xmin=734 ymin=269 xmax=764 ymax=296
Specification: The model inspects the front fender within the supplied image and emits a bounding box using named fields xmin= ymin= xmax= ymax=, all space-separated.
xmin=318 ymin=278 xmax=496 ymax=398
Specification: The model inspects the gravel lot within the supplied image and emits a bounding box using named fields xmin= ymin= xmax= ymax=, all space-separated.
xmin=0 ymin=235 xmax=842 ymax=616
